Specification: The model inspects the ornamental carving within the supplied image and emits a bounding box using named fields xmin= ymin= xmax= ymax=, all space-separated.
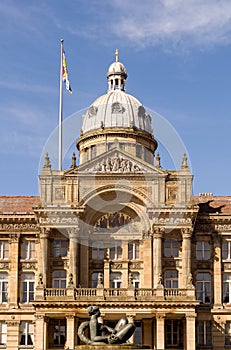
xmin=0 ymin=223 xmax=39 ymax=232
xmin=9 ymin=233 xmax=20 ymax=242
xmin=88 ymin=105 xmax=98 ymax=117
xmin=129 ymin=262 xmax=141 ymax=269
xmin=0 ymin=262 xmax=9 ymax=269
xmin=111 ymin=262 xmax=122 ymax=269
xmin=142 ymin=231 xmax=152 ymax=240
xmin=152 ymin=217 xmax=192 ymax=225
xmin=111 ymin=102 xmax=125 ymax=113
xmin=95 ymin=213 xmax=131 ymax=229
xmin=55 ymin=187 xmax=65 ymax=200
xmin=215 ymin=224 xmax=231 ymax=232
xmin=93 ymin=155 xmax=142 ymax=173
xmin=20 ymin=262 xmax=37 ymax=270
xmin=39 ymin=217 xmax=79 ymax=225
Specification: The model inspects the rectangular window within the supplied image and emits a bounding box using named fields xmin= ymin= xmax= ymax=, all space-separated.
xmin=164 ymin=238 xmax=179 ymax=257
xmin=52 ymin=270 xmax=66 ymax=288
xmin=20 ymin=321 xmax=34 ymax=345
xmin=196 ymin=273 xmax=211 ymax=303
xmin=225 ymin=322 xmax=231 ymax=346
xmin=107 ymin=143 xmax=114 ymax=151
xmin=110 ymin=272 xmax=122 ymax=288
xmin=53 ymin=319 xmax=66 ymax=346
xmin=223 ymin=273 xmax=231 ymax=303
xmin=128 ymin=241 xmax=140 ymax=260
xmin=92 ymin=242 xmax=104 ymax=260
xmin=0 ymin=273 xmax=8 ymax=303
xmin=136 ymin=145 xmax=142 ymax=159
xmin=21 ymin=240 xmax=36 ymax=260
xmin=21 ymin=273 xmax=35 ymax=303
xmin=91 ymin=145 xmax=97 ymax=159
xmin=53 ymin=239 xmax=68 ymax=257
xmin=119 ymin=143 xmax=126 ymax=150
xmin=197 ymin=321 xmax=212 ymax=346
xmin=196 ymin=241 xmax=210 ymax=260
xmin=166 ymin=320 xmax=180 ymax=346
xmin=222 ymin=241 xmax=231 ymax=260
xmin=0 ymin=322 xmax=7 ymax=345
xmin=0 ymin=241 xmax=9 ymax=260
xmin=164 ymin=270 xmax=178 ymax=288
xmin=110 ymin=243 xmax=122 ymax=260
xmin=132 ymin=272 xmax=140 ymax=288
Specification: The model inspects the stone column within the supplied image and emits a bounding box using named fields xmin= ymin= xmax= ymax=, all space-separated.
xmin=213 ymin=233 xmax=222 ymax=307
xmin=9 ymin=233 xmax=20 ymax=307
xmin=142 ymin=231 xmax=153 ymax=288
xmin=185 ymin=313 xmax=196 ymax=350
xmin=181 ymin=228 xmax=193 ymax=288
xmin=39 ymin=228 xmax=50 ymax=287
xmin=153 ymin=227 xmax=164 ymax=288
xmin=6 ymin=320 xmax=20 ymax=350
xmin=65 ymin=314 xmax=75 ymax=349
xmin=35 ymin=314 xmax=47 ymax=350
xmin=156 ymin=314 xmax=165 ymax=350
xmin=67 ymin=227 xmax=79 ymax=287
xmin=104 ymin=247 xmax=110 ymax=288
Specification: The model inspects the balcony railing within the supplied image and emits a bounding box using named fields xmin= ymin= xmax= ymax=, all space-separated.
xmin=36 ymin=287 xmax=196 ymax=303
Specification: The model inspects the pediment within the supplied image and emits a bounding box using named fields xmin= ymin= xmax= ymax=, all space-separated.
xmin=66 ymin=148 xmax=164 ymax=175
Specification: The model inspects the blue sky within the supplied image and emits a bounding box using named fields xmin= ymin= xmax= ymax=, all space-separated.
xmin=1 ymin=0 xmax=231 ymax=196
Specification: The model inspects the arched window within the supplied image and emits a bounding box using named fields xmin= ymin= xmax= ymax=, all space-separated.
xmin=132 ymin=272 xmax=140 ymax=288
xmin=92 ymin=272 xmax=104 ymax=288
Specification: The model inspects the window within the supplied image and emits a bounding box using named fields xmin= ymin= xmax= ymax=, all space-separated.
xmin=20 ymin=321 xmax=34 ymax=346
xmin=196 ymin=273 xmax=211 ymax=303
xmin=136 ymin=145 xmax=142 ymax=159
xmin=21 ymin=240 xmax=36 ymax=260
xmin=144 ymin=147 xmax=150 ymax=162
xmin=21 ymin=273 xmax=35 ymax=303
xmin=164 ymin=239 xmax=179 ymax=257
xmin=0 ymin=322 xmax=7 ymax=345
xmin=225 ymin=322 xmax=231 ymax=346
xmin=223 ymin=273 xmax=231 ymax=303
xmin=196 ymin=241 xmax=210 ymax=260
xmin=91 ymin=145 xmax=97 ymax=158
xmin=53 ymin=319 xmax=66 ymax=346
xmin=92 ymin=272 xmax=104 ymax=288
xmin=131 ymin=272 xmax=140 ymax=288
xmin=110 ymin=272 xmax=122 ymax=288
xmin=197 ymin=321 xmax=212 ymax=346
xmin=119 ymin=143 xmax=126 ymax=150
xmin=110 ymin=243 xmax=122 ymax=260
xmin=166 ymin=320 xmax=181 ymax=347
xmin=53 ymin=239 xmax=68 ymax=257
xmin=128 ymin=241 xmax=140 ymax=260
xmin=222 ymin=241 xmax=231 ymax=260
xmin=0 ymin=241 xmax=9 ymax=260
xmin=107 ymin=143 xmax=114 ymax=151
xmin=0 ymin=273 xmax=8 ymax=303
xmin=164 ymin=270 xmax=178 ymax=288
xmin=92 ymin=242 xmax=104 ymax=260
xmin=52 ymin=270 xmax=66 ymax=288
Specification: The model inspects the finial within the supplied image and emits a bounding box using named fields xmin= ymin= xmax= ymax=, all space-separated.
xmin=71 ymin=152 xmax=76 ymax=169
xmin=156 ymin=153 xmax=162 ymax=169
xmin=43 ymin=152 xmax=51 ymax=169
xmin=181 ymin=153 xmax=189 ymax=169
xmin=115 ymin=48 xmax=119 ymax=62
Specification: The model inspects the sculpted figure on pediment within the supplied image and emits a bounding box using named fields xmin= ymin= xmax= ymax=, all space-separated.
xmin=93 ymin=155 xmax=142 ymax=173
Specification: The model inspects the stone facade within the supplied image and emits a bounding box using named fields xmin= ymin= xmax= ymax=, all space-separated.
xmin=0 ymin=52 xmax=231 ymax=350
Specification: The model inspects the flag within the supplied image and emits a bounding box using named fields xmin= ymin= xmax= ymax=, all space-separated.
xmin=62 ymin=51 xmax=72 ymax=94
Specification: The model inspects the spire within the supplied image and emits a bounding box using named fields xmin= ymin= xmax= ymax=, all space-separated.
xmin=115 ymin=48 xmax=119 ymax=62
xmin=107 ymin=49 xmax=127 ymax=92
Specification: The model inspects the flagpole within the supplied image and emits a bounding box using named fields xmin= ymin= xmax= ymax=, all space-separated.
xmin=58 ymin=39 xmax=64 ymax=171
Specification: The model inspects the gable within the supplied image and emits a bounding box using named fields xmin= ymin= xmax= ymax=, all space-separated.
xmin=66 ymin=148 xmax=164 ymax=176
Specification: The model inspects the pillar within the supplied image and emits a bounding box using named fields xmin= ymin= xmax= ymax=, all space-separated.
xmin=35 ymin=314 xmax=47 ymax=350
xmin=213 ymin=233 xmax=222 ymax=307
xmin=67 ymin=228 xmax=79 ymax=287
xmin=142 ymin=232 xmax=153 ymax=288
xmin=156 ymin=314 xmax=165 ymax=350
xmin=6 ymin=320 xmax=20 ymax=350
xmin=153 ymin=227 xmax=164 ymax=287
xmin=79 ymin=239 xmax=89 ymax=287
xmin=104 ymin=247 xmax=110 ymax=288
xmin=39 ymin=228 xmax=50 ymax=287
xmin=66 ymin=314 xmax=75 ymax=349
xmin=9 ymin=233 xmax=20 ymax=307
xmin=181 ymin=228 xmax=193 ymax=287
xmin=186 ymin=313 xmax=196 ymax=350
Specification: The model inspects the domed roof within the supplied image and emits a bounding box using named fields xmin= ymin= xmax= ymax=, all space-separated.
xmin=82 ymin=90 xmax=153 ymax=135
xmin=81 ymin=50 xmax=153 ymax=136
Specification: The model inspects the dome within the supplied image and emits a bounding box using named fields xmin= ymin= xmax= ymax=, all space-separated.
xmin=81 ymin=89 xmax=153 ymax=135
xmin=107 ymin=61 xmax=127 ymax=78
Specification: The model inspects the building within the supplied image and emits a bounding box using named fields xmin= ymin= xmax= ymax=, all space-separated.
xmin=0 ymin=51 xmax=231 ymax=350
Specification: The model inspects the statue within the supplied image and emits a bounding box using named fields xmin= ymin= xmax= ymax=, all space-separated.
xmin=78 ymin=305 xmax=136 ymax=345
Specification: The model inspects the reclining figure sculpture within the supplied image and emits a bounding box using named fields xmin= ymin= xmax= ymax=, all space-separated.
xmin=78 ymin=305 xmax=136 ymax=345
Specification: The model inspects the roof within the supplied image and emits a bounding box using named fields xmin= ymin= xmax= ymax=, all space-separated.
xmin=192 ymin=195 xmax=231 ymax=214
xmin=0 ymin=196 xmax=40 ymax=213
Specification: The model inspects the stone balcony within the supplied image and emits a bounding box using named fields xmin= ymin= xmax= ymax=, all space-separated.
xmin=35 ymin=287 xmax=197 ymax=303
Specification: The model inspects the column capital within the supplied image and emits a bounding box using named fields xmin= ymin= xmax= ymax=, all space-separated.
xmin=152 ymin=226 xmax=165 ymax=238
xmin=66 ymin=226 xmax=80 ymax=239
xmin=9 ymin=233 xmax=20 ymax=243
xmin=40 ymin=227 xmax=51 ymax=239
xmin=181 ymin=227 xmax=193 ymax=239
xmin=156 ymin=313 xmax=166 ymax=319
xmin=65 ymin=314 xmax=75 ymax=319
xmin=185 ymin=312 xmax=196 ymax=319
xmin=142 ymin=230 xmax=153 ymax=240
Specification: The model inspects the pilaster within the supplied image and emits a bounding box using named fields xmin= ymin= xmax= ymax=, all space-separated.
xmin=186 ymin=313 xmax=196 ymax=350
xmin=213 ymin=233 xmax=222 ymax=307
xmin=35 ymin=314 xmax=47 ymax=350
xmin=153 ymin=227 xmax=164 ymax=288
xmin=156 ymin=314 xmax=165 ymax=350
xmin=65 ymin=314 xmax=75 ymax=349
xmin=6 ymin=320 xmax=20 ymax=350
xmin=67 ymin=227 xmax=79 ymax=287
xmin=142 ymin=231 xmax=153 ymax=288
xmin=181 ymin=227 xmax=193 ymax=288
xmin=9 ymin=233 xmax=20 ymax=307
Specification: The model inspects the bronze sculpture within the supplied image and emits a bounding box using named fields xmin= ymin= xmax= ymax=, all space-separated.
xmin=78 ymin=306 xmax=136 ymax=345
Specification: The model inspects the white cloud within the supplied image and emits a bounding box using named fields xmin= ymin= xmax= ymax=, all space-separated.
xmin=108 ymin=0 xmax=231 ymax=49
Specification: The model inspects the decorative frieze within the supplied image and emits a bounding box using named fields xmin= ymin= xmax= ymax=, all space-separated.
xmin=0 ymin=262 xmax=9 ymax=269
xmin=111 ymin=262 xmax=123 ymax=269
xmin=0 ymin=223 xmax=39 ymax=232
xmin=129 ymin=262 xmax=141 ymax=269
xmin=20 ymin=262 xmax=37 ymax=270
